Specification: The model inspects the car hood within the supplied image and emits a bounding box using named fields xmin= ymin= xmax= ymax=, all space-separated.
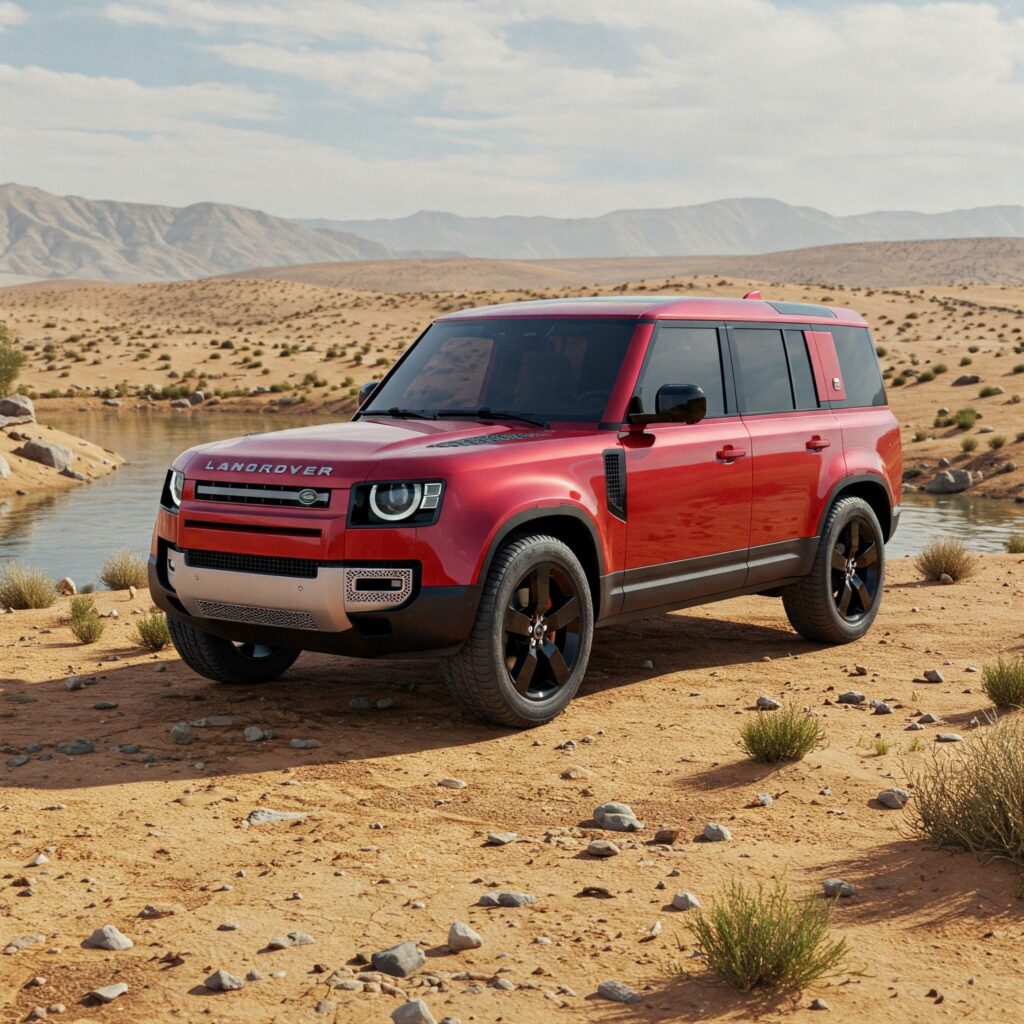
xmin=175 ymin=416 xmax=568 ymax=485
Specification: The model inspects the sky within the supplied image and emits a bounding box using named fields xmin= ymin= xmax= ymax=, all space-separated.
xmin=0 ymin=0 xmax=1022 ymax=221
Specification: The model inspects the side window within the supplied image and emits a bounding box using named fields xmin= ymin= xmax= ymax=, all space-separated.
xmin=784 ymin=330 xmax=819 ymax=410
xmin=732 ymin=328 xmax=794 ymax=414
xmin=830 ymin=326 xmax=886 ymax=408
xmin=394 ymin=335 xmax=492 ymax=408
xmin=638 ymin=327 xmax=726 ymax=417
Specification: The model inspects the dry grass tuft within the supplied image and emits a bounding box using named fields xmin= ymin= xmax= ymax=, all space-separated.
xmin=982 ymin=657 xmax=1024 ymax=709
xmin=134 ymin=610 xmax=171 ymax=651
xmin=913 ymin=537 xmax=978 ymax=582
xmin=69 ymin=594 xmax=104 ymax=644
xmin=100 ymin=550 xmax=148 ymax=590
xmin=739 ymin=706 xmax=826 ymax=764
xmin=908 ymin=716 xmax=1024 ymax=863
xmin=1006 ymin=532 xmax=1024 ymax=554
xmin=0 ymin=563 xmax=57 ymax=609
xmin=683 ymin=879 xmax=848 ymax=992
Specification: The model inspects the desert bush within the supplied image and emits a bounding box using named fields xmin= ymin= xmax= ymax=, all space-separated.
xmin=960 ymin=355 xmax=973 ymax=367
xmin=1006 ymin=533 xmax=1024 ymax=554
xmin=914 ymin=537 xmax=977 ymax=582
xmin=960 ymin=437 xmax=978 ymax=453
xmin=739 ymin=706 xmax=825 ymax=763
xmin=917 ymin=370 xmax=935 ymax=383
xmin=982 ymin=656 xmax=1024 ymax=708
xmin=134 ymin=610 xmax=170 ymax=651
xmin=954 ymin=407 xmax=979 ymax=429
xmin=0 ymin=322 xmax=27 ymax=394
xmin=933 ymin=363 xmax=948 ymax=374
xmin=0 ymin=563 xmax=57 ymax=609
xmin=979 ymin=385 xmax=1002 ymax=399
xmin=684 ymin=879 xmax=848 ymax=993
xmin=908 ymin=715 xmax=1024 ymax=862
xmin=1013 ymin=364 xmax=1024 ymax=375
xmin=100 ymin=550 xmax=148 ymax=590
xmin=989 ymin=435 xmax=1006 ymax=450
xmin=69 ymin=595 xmax=104 ymax=644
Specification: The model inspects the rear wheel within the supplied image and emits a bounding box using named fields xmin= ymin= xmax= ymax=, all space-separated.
xmin=782 ymin=496 xmax=885 ymax=644
xmin=168 ymin=617 xmax=300 ymax=684
xmin=443 ymin=534 xmax=594 ymax=727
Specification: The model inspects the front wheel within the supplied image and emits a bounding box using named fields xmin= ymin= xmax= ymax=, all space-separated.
xmin=443 ymin=534 xmax=594 ymax=727
xmin=782 ymin=496 xmax=885 ymax=644
xmin=168 ymin=617 xmax=300 ymax=684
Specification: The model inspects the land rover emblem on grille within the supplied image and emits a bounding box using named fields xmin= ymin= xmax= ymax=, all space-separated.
xmin=297 ymin=488 xmax=319 ymax=506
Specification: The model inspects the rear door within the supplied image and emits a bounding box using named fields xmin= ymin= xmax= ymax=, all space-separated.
xmin=621 ymin=322 xmax=752 ymax=612
xmin=728 ymin=325 xmax=844 ymax=585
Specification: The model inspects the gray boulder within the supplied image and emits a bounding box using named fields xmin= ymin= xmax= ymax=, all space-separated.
xmin=205 ymin=968 xmax=245 ymax=991
xmin=477 ymin=891 xmax=536 ymax=908
xmin=391 ymin=1000 xmax=437 ymax=1024
xmin=0 ymin=395 xmax=34 ymax=420
xmin=14 ymin=438 xmax=73 ymax=472
xmin=924 ymin=469 xmax=974 ymax=494
xmin=372 ymin=940 xmax=426 ymax=978
xmin=447 ymin=922 xmax=483 ymax=951
xmin=593 ymin=801 xmax=644 ymax=831
xmin=952 ymin=374 xmax=981 ymax=386
xmin=878 ymin=788 xmax=911 ymax=809
xmin=84 ymin=924 xmax=133 ymax=950
xmin=597 ymin=979 xmax=641 ymax=1004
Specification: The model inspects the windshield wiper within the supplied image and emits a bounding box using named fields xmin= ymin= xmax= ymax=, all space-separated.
xmin=436 ymin=408 xmax=549 ymax=429
xmin=364 ymin=407 xmax=437 ymax=420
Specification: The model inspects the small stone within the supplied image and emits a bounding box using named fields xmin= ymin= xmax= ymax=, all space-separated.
xmin=169 ymin=722 xmax=192 ymax=745
xmin=28 ymin=853 xmax=49 ymax=866
xmin=756 ymin=695 xmax=781 ymax=710
xmin=653 ymin=827 xmax=680 ymax=843
xmin=810 ymin=997 xmax=830 ymax=1010
xmin=853 ymin=665 xmax=868 ymax=676
xmin=244 ymin=808 xmax=308 ymax=826
xmin=919 ymin=713 xmax=940 ymax=724
xmin=878 ymin=788 xmax=911 ymax=809
xmin=267 ymin=931 xmax=315 ymax=949
xmin=349 ymin=697 xmax=374 ymax=710
xmin=391 ymin=1000 xmax=438 ymax=1024
xmin=640 ymin=659 xmax=654 ymax=670
xmin=57 ymin=739 xmax=94 ymax=755
xmin=205 ymin=969 xmax=245 ymax=991
xmin=485 ymin=832 xmax=517 ymax=846
xmin=64 ymin=676 xmax=84 ymax=691
xmin=372 ymin=940 xmax=426 ymax=978
xmin=923 ymin=669 xmax=944 ymax=683
xmin=588 ymin=839 xmax=620 ymax=858
xmin=597 ymin=979 xmax=641 ymax=1004
xmin=873 ymin=702 xmax=892 ymax=715
xmin=93 ymin=701 xmax=118 ymax=711
xmin=671 ymin=891 xmax=701 ymax=911
xmin=7 ymin=754 xmax=30 ymax=767
xmin=936 ymin=733 xmax=963 ymax=742
xmin=594 ymin=801 xmax=643 ymax=831
xmin=438 ymin=778 xmax=467 ymax=789
xmin=447 ymin=922 xmax=483 ymax=952
xmin=823 ymin=878 xmax=855 ymax=898
xmin=938 ymin=573 xmax=954 ymax=585
xmin=56 ymin=578 xmax=76 ymax=596
xmin=754 ymin=793 xmax=774 ymax=807
xmin=837 ymin=691 xmax=865 ymax=705
xmin=702 ymin=822 xmax=731 ymax=842
xmin=243 ymin=725 xmax=264 ymax=742
xmin=478 ymin=891 xmax=536 ymax=908
xmin=88 ymin=983 xmax=127 ymax=1003
xmin=83 ymin=924 xmax=132 ymax=950
xmin=289 ymin=738 xmax=319 ymax=749
xmin=376 ymin=698 xmax=396 ymax=710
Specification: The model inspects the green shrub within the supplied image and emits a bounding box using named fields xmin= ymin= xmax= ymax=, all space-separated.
xmin=69 ymin=594 xmax=95 ymax=621
xmin=739 ymin=705 xmax=826 ymax=763
xmin=914 ymin=537 xmax=978 ymax=582
xmin=933 ymin=363 xmax=948 ymax=374
xmin=1006 ymin=533 xmax=1024 ymax=554
xmin=0 ymin=322 xmax=27 ymax=394
xmin=1017 ymin=431 xmax=1024 ymax=444
xmin=954 ymin=407 xmax=979 ymax=430
xmin=0 ymin=563 xmax=57 ymax=609
xmin=134 ymin=610 xmax=171 ymax=651
xmin=69 ymin=596 xmax=105 ymax=644
xmin=917 ymin=370 xmax=935 ymax=383
xmin=908 ymin=715 xmax=1024 ymax=861
xmin=979 ymin=386 xmax=1002 ymax=399
xmin=912 ymin=431 xmax=926 ymax=442
xmin=961 ymin=437 xmax=978 ymax=453
xmin=982 ymin=656 xmax=1024 ymax=708
xmin=960 ymin=355 xmax=973 ymax=367
xmin=100 ymin=550 xmax=148 ymax=590
xmin=1013 ymin=364 xmax=1024 ymax=375
xmin=684 ymin=879 xmax=848 ymax=993
xmin=989 ymin=435 xmax=1006 ymax=450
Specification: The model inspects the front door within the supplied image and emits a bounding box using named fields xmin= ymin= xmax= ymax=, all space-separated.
xmin=621 ymin=323 xmax=752 ymax=613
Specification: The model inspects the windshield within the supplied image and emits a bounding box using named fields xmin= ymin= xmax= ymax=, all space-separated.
xmin=363 ymin=317 xmax=636 ymax=423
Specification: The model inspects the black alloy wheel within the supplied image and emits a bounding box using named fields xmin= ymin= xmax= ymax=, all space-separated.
xmin=830 ymin=516 xmax=881 ymax=622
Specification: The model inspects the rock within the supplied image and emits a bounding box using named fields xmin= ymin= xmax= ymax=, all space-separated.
xmin=0 ymin=394 xmax=35 ymax=420
xmin=14 ymin=438 xmax=73 ymax=472
xmin=7 ymin=754 xmax=30 ymax=767
xmin=189 ymin=391 xmax=206 ymax=406
xmin=597 ymin=979 xmax=641 ymax=1004
xmin=952 ymin=374 xmax=981 ymax=386
xmin=653 ymin=827 xmax=680 ymax=843
xmin=924 ymin=469 xmax=974 ymax=494
xmin=918 ymin=713 xmax=940 ymax=724
xmin=837 ymin=691 xmax=865 ymax=705
xmin=28 ymin=853 xmax=49 ymax=866
xmin=372 ymin=940 xmax=426 ymax=978
xmin=55 ymin=578 xmax=76 ymax=596
xmin=243 ymin=725 xmax=265 ymax=742
xmin=267 ymin=931 xmax=315 ymax=949
xmin=289 ymin=738 xmax=319 ymax=749
xmin=671 ymin=891 xmax=701 ymax=910
xmin=244 ymin=808 xmax=309 ymax=826
xmin=588 ymin=839 xmax=620 ymax=858
xmin=4 ymin=934 xmax=46 ymax=955
xmin=810 ymin=997 xmax=830 ymax=1010
xmin=392 ymin=1000 xmax=438 ymax=1024
xmin=88 ymin=983 xmax=128 ymax=1003
xmin=169 ymin=721 xmax=192 ymax=745
xmin=756 ymin=695 xmax=781 ymax=710
xmin=93 ymin=701 xmax=117 ymax=710
xmin=447 ymin=922 xmax=483 ymax=952
xmin=349 ymin=697 xmax=374 ymax=710
xmin=939 ymin=573 xmax=954 ymax=585
xmin=702 ymin=822 xmax=731 ymax=842
xmin=754 ymin=793 xmax=774 ymax=807
xmin=822 ymin=878 xmax=855 ymax=898
xmin=873 ymin=701 xmax=892 ymax=715
xmin=83 ymin=924 xmax=133 ymax=950
xmin=853 ymin=664 xmax=868 ymax=676
xmin=64 ymin=675 xmax=84 ymax=691
xmin=438 ymin=778 xmax=467 ymax=789
xmin=594 ymin=801 xmax=643 ymax=831
xmin=205 ymin=969 xmax=245 ymax=991
xmin=0 ymin=453 xmax=9 ymax=479
xmin=936 ymin=733 xmax=963 ymax=743
xmin=57 ymin=740 xmax=94 ymax=755
xmin=485 ymin=831 xmax=517 ymax=846
xmin=923 ymin=669 xmax=944 ymax=683
xmin=878 ymin=788 xmax=911 ymax=809
xmin=478 ymin=891 xmax=536 ymax=908
xmin=906 ymin=722 xmax=924 ymax=731
xmin=139 ymin=903 xmax=184 ymax=918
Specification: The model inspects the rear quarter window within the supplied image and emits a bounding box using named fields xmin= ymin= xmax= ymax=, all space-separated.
xmin=829 ymin=326 xmax=886 ymax=408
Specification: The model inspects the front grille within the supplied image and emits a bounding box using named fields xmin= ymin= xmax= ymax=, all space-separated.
xmin=195 ymin=599 xmax=318 ymax=631
xmin=185 ymin=549 xmax=319 ymax=579
xmin=429 ymin=432 xmax=544 ymax=448
xmin=194 ymin=480 xmax=331 ymax=509
xmin=603 ymin=450 xmax=627 ymax=520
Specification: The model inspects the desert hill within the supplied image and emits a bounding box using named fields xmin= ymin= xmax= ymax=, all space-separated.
xmin=227 ymin=237 xmax=1024 ymax=292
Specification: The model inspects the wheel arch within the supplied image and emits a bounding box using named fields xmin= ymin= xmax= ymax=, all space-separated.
xmin=819 ymin=474 xmax=894 ymax=541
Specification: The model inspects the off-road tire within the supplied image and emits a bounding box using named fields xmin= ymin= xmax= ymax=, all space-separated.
xmin=782 ymin=496 xmax=885 ymax=644
xmin=168 ymin=617 xmax=300 ymax=684
xmin=443 ymin=534 xmax=594 ymax=728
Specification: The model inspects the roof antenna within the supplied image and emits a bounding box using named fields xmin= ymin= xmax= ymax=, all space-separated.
xmin=743 ymin=290 xmax=762 ymax=300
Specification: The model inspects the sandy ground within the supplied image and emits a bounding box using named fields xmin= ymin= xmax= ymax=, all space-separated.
xmin=0 ymin=422 xmax=123 ymax=503
xmin=1 ymin=555 xmax=1024 ymax=1023
xmin=1 ymin=270 xmax=1022 ymax=503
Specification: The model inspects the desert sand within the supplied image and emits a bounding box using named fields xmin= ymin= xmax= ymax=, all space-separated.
xmin=1 ymin=556 xmax=1023 ymax=1022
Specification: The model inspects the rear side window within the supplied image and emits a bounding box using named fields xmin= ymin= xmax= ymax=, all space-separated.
xmin=829 ymin=326 xmax=886 ymax=408
xmin=784 ymin=331 xmax=819 ymax=410
xmin=731 ymin=328 xmax=794 ymax=414
xmin=639 ymin=326 xmax=726 ymax=417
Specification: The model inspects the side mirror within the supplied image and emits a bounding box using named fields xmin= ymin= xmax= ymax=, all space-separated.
xmin=627 ymin=384 xmax=707 ymax=427
xmin=358 ymin=380 xmax=380 ymax=407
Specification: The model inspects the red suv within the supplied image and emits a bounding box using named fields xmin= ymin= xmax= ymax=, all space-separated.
xmin=150 ymin=295 xmax=901 ymax=727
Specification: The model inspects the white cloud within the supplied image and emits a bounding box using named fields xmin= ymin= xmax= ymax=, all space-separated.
xmin=0 ymin=2 xmax=26 ymax=31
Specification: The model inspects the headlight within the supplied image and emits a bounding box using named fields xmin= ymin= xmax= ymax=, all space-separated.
xmin=161 ymin=469 xmax=185 ymax=511
xmin=350 ymin=481 xmax=444 ymax=527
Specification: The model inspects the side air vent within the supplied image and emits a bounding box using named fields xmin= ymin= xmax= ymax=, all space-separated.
xmin=429 ymin=432 xmax=545 ymax=448
xmin=603 ymin=450 xmax=627 ymax=520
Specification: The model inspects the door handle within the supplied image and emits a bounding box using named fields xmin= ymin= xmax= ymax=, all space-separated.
xmin=716 ymin=445 xmax=747 ymax=461
xmin=806 ymin=436 xmax=831 ymax=451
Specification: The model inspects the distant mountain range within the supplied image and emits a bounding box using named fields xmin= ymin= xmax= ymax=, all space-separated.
xmin=2 ymin=184 xmax=1022 ymax=284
